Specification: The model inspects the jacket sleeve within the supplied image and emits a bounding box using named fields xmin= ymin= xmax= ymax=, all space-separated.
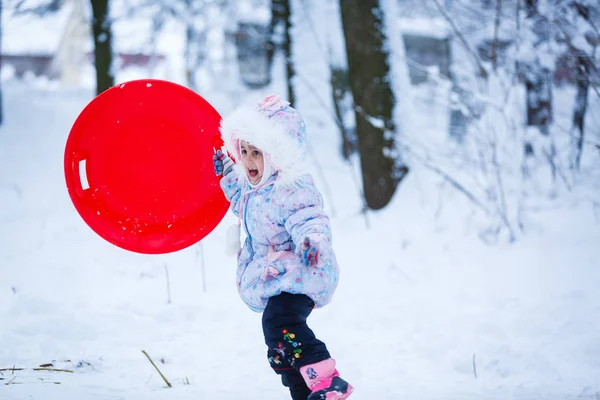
xmin=281 ymin=184 xmax=333 ymax=262
xmin=219 ymin=169 xmax=243 ymax=217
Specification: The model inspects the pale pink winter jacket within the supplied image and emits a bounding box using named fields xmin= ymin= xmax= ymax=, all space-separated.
xmin=218 ymin=96 xmax=339 ymax=312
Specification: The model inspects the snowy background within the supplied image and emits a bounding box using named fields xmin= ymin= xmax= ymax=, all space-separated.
xmin=1 ymin=0 xmax=600 ymax=399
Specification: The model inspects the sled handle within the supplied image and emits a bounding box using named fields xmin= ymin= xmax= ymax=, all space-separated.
xmin=70 ymin=153 xmax=91 ymax=196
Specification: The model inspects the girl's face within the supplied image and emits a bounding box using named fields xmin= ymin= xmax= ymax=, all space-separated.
xmin=240 ymin=140 xmax=264 ymax=185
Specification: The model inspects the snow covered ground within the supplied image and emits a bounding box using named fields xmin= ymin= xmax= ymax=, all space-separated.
xmin=1 ymin=75 xmax=599 ymax=400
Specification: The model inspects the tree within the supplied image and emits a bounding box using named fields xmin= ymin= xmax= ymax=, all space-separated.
xmin=1 ymin=0 xmax=63 ymax=125
xmin=181 ymin=0 xmax=207 ymax=91
xmin=271 ymin=0 xmax=295 ymax=105
xmin=560 ymin=1 xmax=599 ymax=169
xmin=330 ymin=66 xmax=356 ymax=159
xmin=340 ymin=0 xmax=408 ymax=210
xmin=521 ymin=2 xmax=553 ymax=138
xmin=0 ymin=0 xmax=4 ymax=126
xmin=90 ymin=0 xmax=114 ymax=95
xmin=519 ymin=0 xmax=599 ymax=171
xmin=131 ymin=0 xmax=227 ymax=91
xmin=571 ymin=49 xmax=594 ymax=169
xmin=387 ymin=0 xmax=598 ymax=241
xmin=11 ymin=0 xmax=113 ymax=94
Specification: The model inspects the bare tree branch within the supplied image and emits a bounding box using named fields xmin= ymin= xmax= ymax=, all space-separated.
xmin=403 ymin=144 xmax=493 ymax=217
xmin=492 ymin=0 xmax=503 ymax=70
xmin=430 ymin=0 xmax=489 ymax=79
xmin=489 ymin=127 xmax=516 ymax=241
xmin=13 ymin=0 xmax=61 ymax=15
xmin=553 ymin=19 xmax=600 ymax=99
xmin=570 ymin=1 xmax=600 ymax=38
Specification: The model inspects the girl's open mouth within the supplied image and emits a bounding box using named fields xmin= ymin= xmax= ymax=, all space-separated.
xmin=248 ymin=168 xmax=259 ymax=178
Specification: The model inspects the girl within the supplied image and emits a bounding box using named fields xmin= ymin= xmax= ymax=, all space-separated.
xmin=213 ymin=95 xmax=353 ymax=400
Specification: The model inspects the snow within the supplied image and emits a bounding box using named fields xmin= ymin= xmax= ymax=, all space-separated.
xmin=381 ymin=0 xmax=417 ymax=159
xmin=236 ymin=1 xmax=271 ymax=25
xmin=1 ymin=3 xmax=600 ymax=400
xmin=400 ymin=17 xmax=451 ymax=39
xmin=1 ymin=80 xmax=599 ymax=400
xmin=2 ymin=0 xmax=184 ymax=83
xmin=2 ymin=3 xmax=74 ymax=55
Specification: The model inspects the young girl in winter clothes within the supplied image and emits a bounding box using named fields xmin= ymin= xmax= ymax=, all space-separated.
xmin=213 ymin=95 xmax=353 ymax=400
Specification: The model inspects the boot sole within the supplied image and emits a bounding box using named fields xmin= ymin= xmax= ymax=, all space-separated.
xmin=325 ymin=384 xmax=354 ymax=399
xmin=308 ymin=376 xmax=354 ymax=400
xmin=309 ymin=381 xmax=354 ymax=400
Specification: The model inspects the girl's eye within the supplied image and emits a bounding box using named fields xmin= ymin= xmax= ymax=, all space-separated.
xmin=253 ymin=150 xmax=261 ymax=156
xmin=241 ymin=149 xmax=247 ymax=155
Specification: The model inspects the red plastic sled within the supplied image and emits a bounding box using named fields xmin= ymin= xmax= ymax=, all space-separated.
xmin=64 ymin=79 xmax=229 ymax=254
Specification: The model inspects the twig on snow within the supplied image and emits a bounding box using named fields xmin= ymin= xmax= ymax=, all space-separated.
xmin=0 ymin=367 xmax=24 ymax=373
xmin=32 ymin=368 xmax=73 ymax=373
xmin=141 ymin=350 xmax=172 ymax=388
xmin=473 ymin=353 xmax=478 ymax=379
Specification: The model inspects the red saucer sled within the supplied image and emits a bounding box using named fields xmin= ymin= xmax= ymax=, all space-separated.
xmin=64 ymin=79 xmax=229 ymax=254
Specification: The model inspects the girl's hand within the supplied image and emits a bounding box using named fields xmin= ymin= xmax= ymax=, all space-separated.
xmin=213 ymin=149 xmax=234 ymax=176
xmin=300 ymin=236 xmax=319 ymax=267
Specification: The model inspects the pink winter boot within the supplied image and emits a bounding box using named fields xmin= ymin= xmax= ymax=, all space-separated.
xmin=299 ymin=358 xmax=354 ymax=400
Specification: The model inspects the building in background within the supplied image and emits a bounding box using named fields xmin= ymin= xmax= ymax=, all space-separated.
xmin=1 ymin=0 xmax=167 ymax=88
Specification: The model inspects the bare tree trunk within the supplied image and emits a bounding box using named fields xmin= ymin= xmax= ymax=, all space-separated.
xmin=524 ymin=0 xmax=537 ymax=17
xmin=184 ymin=22 xmax=195 ymax=90
xmin=183 ymin=0 xmax=207 ymax=91
xmin=525 ymin=62 xmax=552 ymax=135
xmin=90 ymin=0 xmax=114 ymax=95
xmin=268 ymin=0 xmax=281 ymax=67
xmin=149 ymin=13 xmax=163 ymax=78
xmin=330 ymin=66 xmax=356 ymax=159
xmin=340 ymin=0 xmax=408 ymax=210
xmin=271 ymin=0 xmax=295 ymax=105
xmin=183 ymin=0 xmax=196 ymax=90
xmin=568 ymin=2 xmax=599 ymax=169
xmin=573 ymin=50 xmax=591 ymax=169
xmin=519 ymin=0 xmax=554 ymax=177
xmin=491 ymin=0 xmax=503 ymax=71
xmin=282 ymin=0 xmax=294 ymax=106
xmin=0 ymin=0 xmax=3 ymax=126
